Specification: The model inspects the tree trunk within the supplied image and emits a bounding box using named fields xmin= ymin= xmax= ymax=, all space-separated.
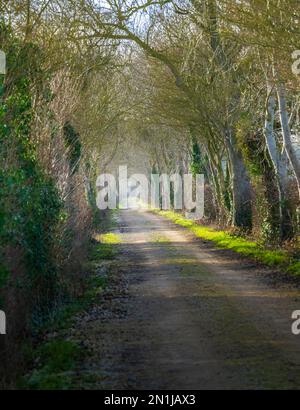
xmin=264 ymin=83 xmax=293 ymax=240
xmin=206 ymin=154 xmax=229 ymax=225
xmin=277 ymin=82 xmax=300 ymax=201
xmin=226 ymin=132 xmax=253 ymax=230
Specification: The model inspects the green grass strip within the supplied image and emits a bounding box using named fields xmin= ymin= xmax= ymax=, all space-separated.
xmin=153 ymin=210 xmax=300 ymax=276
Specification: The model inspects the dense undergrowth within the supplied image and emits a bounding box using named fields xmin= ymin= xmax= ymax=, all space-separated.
xmin=21 ymin=211 xmax=120 ymax=390
xmin=0 ymin=29 xmax=96 ymax=387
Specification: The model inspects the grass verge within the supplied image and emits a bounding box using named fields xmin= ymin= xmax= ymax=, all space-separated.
xmin=153 ymin=210 xmax=300 ymax=276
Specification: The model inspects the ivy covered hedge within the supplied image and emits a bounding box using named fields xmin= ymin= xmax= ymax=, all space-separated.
xmin=0 ymin=36 xmax=63 ymax=326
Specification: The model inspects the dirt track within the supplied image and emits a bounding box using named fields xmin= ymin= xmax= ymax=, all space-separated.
xmin=74 ymin=210 xmax=300 ymax=390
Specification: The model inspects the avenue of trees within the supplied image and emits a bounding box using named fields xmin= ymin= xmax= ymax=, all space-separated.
xmin=0 ymin=0 xmax=300 ymax=385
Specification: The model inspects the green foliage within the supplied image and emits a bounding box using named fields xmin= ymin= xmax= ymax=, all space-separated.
xmin=288 ymin=262 xmax=300 ymax=276
xmin=89 ymin=233 xmax=121 ymax=260
xmin=236 ymin=114 xmax=264 ymax=177
xmin=190 ymin=140 xmax=207 ymax=177
xmin=90 ymin=241 xmax=118 ymax=261
xmin=26 ymin=340 xmax=81 ymax=390
xmin=236 ymin=114 xmax=288 ymax=243
xmin=97 ymin=232 xmax=121 ymax=244
xmin=0 ymin=40 xmax=62 ymax=316
xmin=259 ymin=214 xmax=280 ymax=245
xmin=36 ymin=340 xmax=80 ymax=374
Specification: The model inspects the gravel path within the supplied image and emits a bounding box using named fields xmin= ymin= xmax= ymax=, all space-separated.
xmin=73 ymin=210 xmax=300 ymax=390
